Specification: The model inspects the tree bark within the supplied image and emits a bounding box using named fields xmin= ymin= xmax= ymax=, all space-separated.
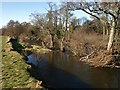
xmin=106 ymin=14 xmax=109 ymax=36
xmin=49 ymin=34 xmax=53 ymax=48
xmin=60 ymin=37 xmax=64 ymax=51
xmin=106 ymin=29 xmax=109 ymax=36
xmin=100 ymin=20 xmax=106 ymax=37
xmin=107 ymin=19 xmax=116 ymax=51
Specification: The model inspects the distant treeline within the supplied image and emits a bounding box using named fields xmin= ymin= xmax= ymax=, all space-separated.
xmin=1 ymin=2 xmax=120 ymax=51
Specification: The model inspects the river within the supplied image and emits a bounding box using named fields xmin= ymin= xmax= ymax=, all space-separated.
xmin=27 ymin=51 xmax=120 ymax=88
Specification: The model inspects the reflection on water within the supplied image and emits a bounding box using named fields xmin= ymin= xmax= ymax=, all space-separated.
xmin=27 ymin=51 xmax=120 ymax=88
xmin=27 ymin=54 xmax=38 ymax=65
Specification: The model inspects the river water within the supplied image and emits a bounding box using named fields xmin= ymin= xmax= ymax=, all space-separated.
xmin=27 ymin=51 xmax=120 ymax=88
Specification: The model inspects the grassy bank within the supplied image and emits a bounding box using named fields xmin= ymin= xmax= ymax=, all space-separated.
xmin=1 ymin=36 xmax=42 ymax=88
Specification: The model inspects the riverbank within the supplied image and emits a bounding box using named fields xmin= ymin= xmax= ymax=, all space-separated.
xmin=26 ymin=51 xmax=120 ymax=88
xmin=79 ymin=50 xmax=120 ymax=68
xmin=1 ymin=35 xmax=120 ymax=88
xmin=63 ymin=31 xmax=120 ymax=68
xmin=1 ymin=36 xmax=43 ymax=88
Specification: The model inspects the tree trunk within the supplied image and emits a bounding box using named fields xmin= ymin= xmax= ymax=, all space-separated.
xmin=100 ymin=20 xmax=106 ymax=37
xmin=106 ymin=14 xmax=109 ymax=36
xmin=106 ymin=29 xmax=109 ymax=36
xmin=60 ymin=37 xmax=64 ymax=51
xmin=49 ymin=34 xmax=53 ymax=48
xmin=107 ymin=19 xmax=116 ymax=51
xmin=103 ymin=24 xmax=106 ymax=36
xmin=51 ymin=34 xmax=55 ymax=49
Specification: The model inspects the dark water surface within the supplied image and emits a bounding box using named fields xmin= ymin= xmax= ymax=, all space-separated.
xmin=27 ymin=51 xmax=120 ymax=88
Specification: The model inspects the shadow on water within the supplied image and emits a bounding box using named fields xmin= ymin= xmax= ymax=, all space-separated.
xmin=26 ymin=51 xmax=120 ymax=89
xmin=27 ymin=63 xmax=92 ymax=88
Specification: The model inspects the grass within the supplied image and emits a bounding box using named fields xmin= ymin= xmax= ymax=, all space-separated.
xmin=1 ymin=36 xmax=8 ymax=50
xmin=1 ymin=36 xmax=38 ymax=88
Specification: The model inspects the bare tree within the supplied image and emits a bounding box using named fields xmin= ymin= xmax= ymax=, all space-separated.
xmin=67 ymin=1 xmax=120 ymax=51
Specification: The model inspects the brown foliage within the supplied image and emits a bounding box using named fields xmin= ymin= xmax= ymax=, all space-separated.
xmin=64 ymin=27 xmax=108 ymax=57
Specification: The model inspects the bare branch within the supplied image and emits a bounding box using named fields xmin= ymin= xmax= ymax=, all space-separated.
xmin=80 ymin=9 xmax=100 ymax=20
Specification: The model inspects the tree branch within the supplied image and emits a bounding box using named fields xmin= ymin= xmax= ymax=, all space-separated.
xmin=80 ymin=9 xmax=100 ymax=20
xmin=98 ymin=8 xmax=116 ymax=19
